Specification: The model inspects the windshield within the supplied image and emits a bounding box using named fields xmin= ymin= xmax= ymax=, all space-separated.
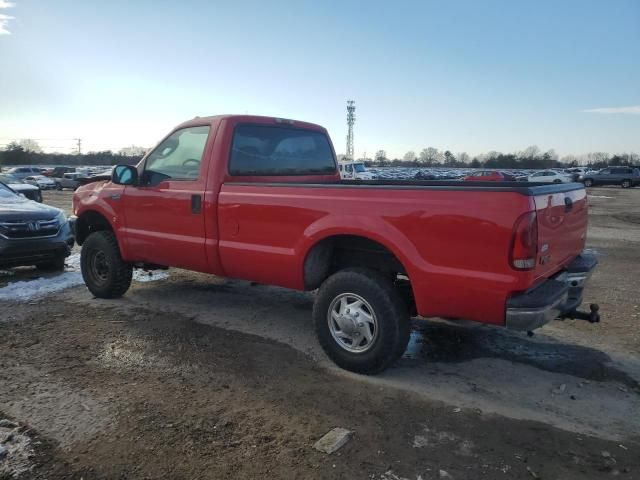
xmin=0 ymin=182 xmax=18 ymax=198
xmin=353 ymin=163 xmax=366 ymax=173
xmin=0 ymin=174 xmax=21 ymax=184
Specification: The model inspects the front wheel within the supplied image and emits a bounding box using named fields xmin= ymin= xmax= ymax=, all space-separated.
xmin=313 ymin=268 xmax=410 ymax=374
xmin=553 ymin=179 xmax=562 ymax=183
xmin=583 ymin=179 xmax=594 ymax=187
xmin=621 ymin=179 xmax=632 ymax=188
xmin=81 ymin=231 xmax=132 ymax=298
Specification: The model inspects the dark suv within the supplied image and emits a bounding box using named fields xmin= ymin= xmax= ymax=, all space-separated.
xmin=582 ymin=167 xmax=640 ymax=188
xmin=0 ymin=182 xmax=74 ymax=270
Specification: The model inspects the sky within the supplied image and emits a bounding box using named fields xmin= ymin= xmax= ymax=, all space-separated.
xmin=0 ymin=0 xmax=639 ymax=158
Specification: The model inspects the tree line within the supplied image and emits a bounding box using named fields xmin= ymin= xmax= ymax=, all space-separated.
xmin=360 ymin=146 xmax=639 ymax=170
xmin=2 ymin=139 xmax=638 ymax=171
xmin=0 ymin=142 xmax=142 ymax=167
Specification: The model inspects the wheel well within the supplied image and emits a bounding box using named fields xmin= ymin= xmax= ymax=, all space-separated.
xmin=306 ymin=232 xmax=409 ymax=278
xmin=304 ymin=235 xmax=415 ymax=312
xmin=75 ymin=211 xmax=113 ymax=245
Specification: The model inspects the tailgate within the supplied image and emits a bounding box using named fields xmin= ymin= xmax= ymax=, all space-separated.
xmin=533 ymin=187 xmax=588 ymax=279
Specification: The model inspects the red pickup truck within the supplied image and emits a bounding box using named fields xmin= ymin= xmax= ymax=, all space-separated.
xmin=72 ymin=115 xmax=599 ymax=373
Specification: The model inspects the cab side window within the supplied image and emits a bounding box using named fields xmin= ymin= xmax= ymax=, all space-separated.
xmin=143 ymin=126 xmax=210 ymax=185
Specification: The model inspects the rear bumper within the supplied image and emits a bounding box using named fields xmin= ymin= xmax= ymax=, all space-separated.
xmin=505 ymin=252 xmax=598 ymax=331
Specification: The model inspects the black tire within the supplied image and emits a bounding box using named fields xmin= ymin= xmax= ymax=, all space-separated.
xmin=56 ymin=183 xmax=63 ymax=190
xmin=313 ymin=268 xmax=410 ymax=374
xmin=583 ymin=179 xmax=594 ymax=187
xmin=81 ymin=231 xmax=132 ymax=298
xmin=36 ymin=255 xmax=66 ymax=271
xmin=621 ymin=179 xmax=631 ymax=188
xmin=553 ymin=179 xmax=562 ymax=183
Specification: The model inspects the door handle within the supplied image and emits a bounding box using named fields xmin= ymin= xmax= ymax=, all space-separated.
xmin=110 ymin=194 xmax=121 ymax=200
xmin=191 ymin=194 xmax=202 ymax=213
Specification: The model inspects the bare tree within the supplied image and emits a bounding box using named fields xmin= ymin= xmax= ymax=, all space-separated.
xmin=403 ymin=151 xmax=416 ymax=162
xmin=457 ymin=152 xmax=470 ymax=164
xmin=375 ymin=150 xmax=387 ymax=162
xmin=118 ymin=145 xmax=148 ymax=157
xmin=419 ymin=147 xmax=442 ymax=165
xmin=18 ymin=138 xmax=43 ymax=153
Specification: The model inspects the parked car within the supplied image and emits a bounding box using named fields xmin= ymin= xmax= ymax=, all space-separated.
xmin=44 ymin=166 xmax=76 ymax=178
xmin=5 ymin=167 xmax=43 ymax=180
xmin=581 ymin=166 xmax=640 ymax=188
xmin=55 ymin=172 xmax=83 ymax=190
xmin=72 ymin=114 xmax=598 ymax=374
xmin=527 ymin=170 xmax=572 ymax=183
xmin=338 ymin=161 xmax=375 ymax=180
xmin=0 ymin=174 xmax=43 ymax=202
xmin=463 ymin=170 xmax=517 ymax=181
xmin=0 ymin=182 xmax=74 ymax=270
xmin=24 ymin=175 xmax=57 ymax=190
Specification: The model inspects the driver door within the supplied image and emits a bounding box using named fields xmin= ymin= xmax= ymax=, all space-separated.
xmin=121 ymin=126 xmax=211 ymax=272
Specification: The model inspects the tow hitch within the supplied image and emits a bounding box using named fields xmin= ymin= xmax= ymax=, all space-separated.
xmin=558 ymin=303 xmax=601 ymax=324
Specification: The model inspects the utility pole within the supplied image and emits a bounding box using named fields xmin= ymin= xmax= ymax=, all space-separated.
xmin=75 ymin=138 xmax=82 ymax=155
xmin=346 ymin=100 xmax=355 ymax=161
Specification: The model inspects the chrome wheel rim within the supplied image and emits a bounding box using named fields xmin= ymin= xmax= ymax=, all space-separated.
xmin=327 ymin=293 xmax=378 ymax=353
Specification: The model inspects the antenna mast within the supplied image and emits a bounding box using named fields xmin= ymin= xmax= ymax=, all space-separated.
xmin=346 ymin=100 xmax=355 ymax=160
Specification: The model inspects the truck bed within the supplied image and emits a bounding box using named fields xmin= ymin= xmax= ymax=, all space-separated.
xmin=227 ymin=179 xmax=585 ymax=195
xmin=218 ymin=179 xmax=587 ymax=324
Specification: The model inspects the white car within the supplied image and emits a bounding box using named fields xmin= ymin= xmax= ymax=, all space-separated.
xmin=527 ymin=170 xmax=573 ymax=183
xmin=5 ymin=166 xmax=43 ymax=180
xmin=338 ymin=161 xmax=375 ymax=180
xmin=24 ymin=174 xmax=57 ymax=190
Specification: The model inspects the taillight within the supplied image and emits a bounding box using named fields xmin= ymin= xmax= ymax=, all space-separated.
xmin=510 ymin=211 xmax=538 ymax=270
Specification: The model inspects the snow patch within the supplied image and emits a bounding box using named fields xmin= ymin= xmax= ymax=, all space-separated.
xmin=133 ymin=269 xmax=169 ymax=282
xmin=0 ymin=254 xmax=83 ymax=301
xmin=588 ymin=195 xmax=614 ymax=199
xmin=0 ymin=253 xmax=169 ymax=302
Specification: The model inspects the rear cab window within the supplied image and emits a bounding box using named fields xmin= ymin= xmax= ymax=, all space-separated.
xmin=228 ymin=124 xmax=336 ymax=176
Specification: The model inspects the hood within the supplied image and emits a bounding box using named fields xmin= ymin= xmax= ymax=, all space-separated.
xmin=8 ymin=183 xmax=39 ymax=191
xmin=0 ymin=194 xmax=60 ymax=220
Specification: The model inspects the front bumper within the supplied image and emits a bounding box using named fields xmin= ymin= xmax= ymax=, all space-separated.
xmin=505 ymin=252 xmax=598 ymax=331
xmin=0 ymin=221 xmax=75 ymax=268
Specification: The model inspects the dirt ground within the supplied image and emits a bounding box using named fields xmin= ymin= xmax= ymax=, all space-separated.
xmin=1 ymin=187 xmax=639 ymax=479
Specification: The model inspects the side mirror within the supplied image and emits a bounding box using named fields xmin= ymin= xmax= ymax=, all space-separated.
xmin=112 ymin=165 xmax=138 ymax=186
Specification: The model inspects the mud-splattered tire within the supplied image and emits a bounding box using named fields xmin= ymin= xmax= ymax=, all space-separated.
xmin=313 ymin=268 xmax=410 ymax=374
xmin=81 ymin=231 xmax=132 ymax=298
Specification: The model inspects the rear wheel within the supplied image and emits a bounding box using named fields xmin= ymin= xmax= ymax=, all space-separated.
xmin=56 ymin=183 xmax=63 ymax=190
xmin=583 ymin=179 xmax=594 ymax=187
xmin=81 ymin=231 xmax=132 ymax=298
xmin=553 ymin=179 xmax=562 ymax=183
xmin=313 ymin=268 xmax=410 ymax=374
xmin=621 ymin=179 xmax=632 ymax=188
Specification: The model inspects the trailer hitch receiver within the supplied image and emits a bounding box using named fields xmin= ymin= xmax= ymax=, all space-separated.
xmin=559 ymin=303 xmax=600 ymax=323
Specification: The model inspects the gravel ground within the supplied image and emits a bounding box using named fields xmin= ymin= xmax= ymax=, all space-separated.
xmin=0 ymin=186 xmax=639 ymax=479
